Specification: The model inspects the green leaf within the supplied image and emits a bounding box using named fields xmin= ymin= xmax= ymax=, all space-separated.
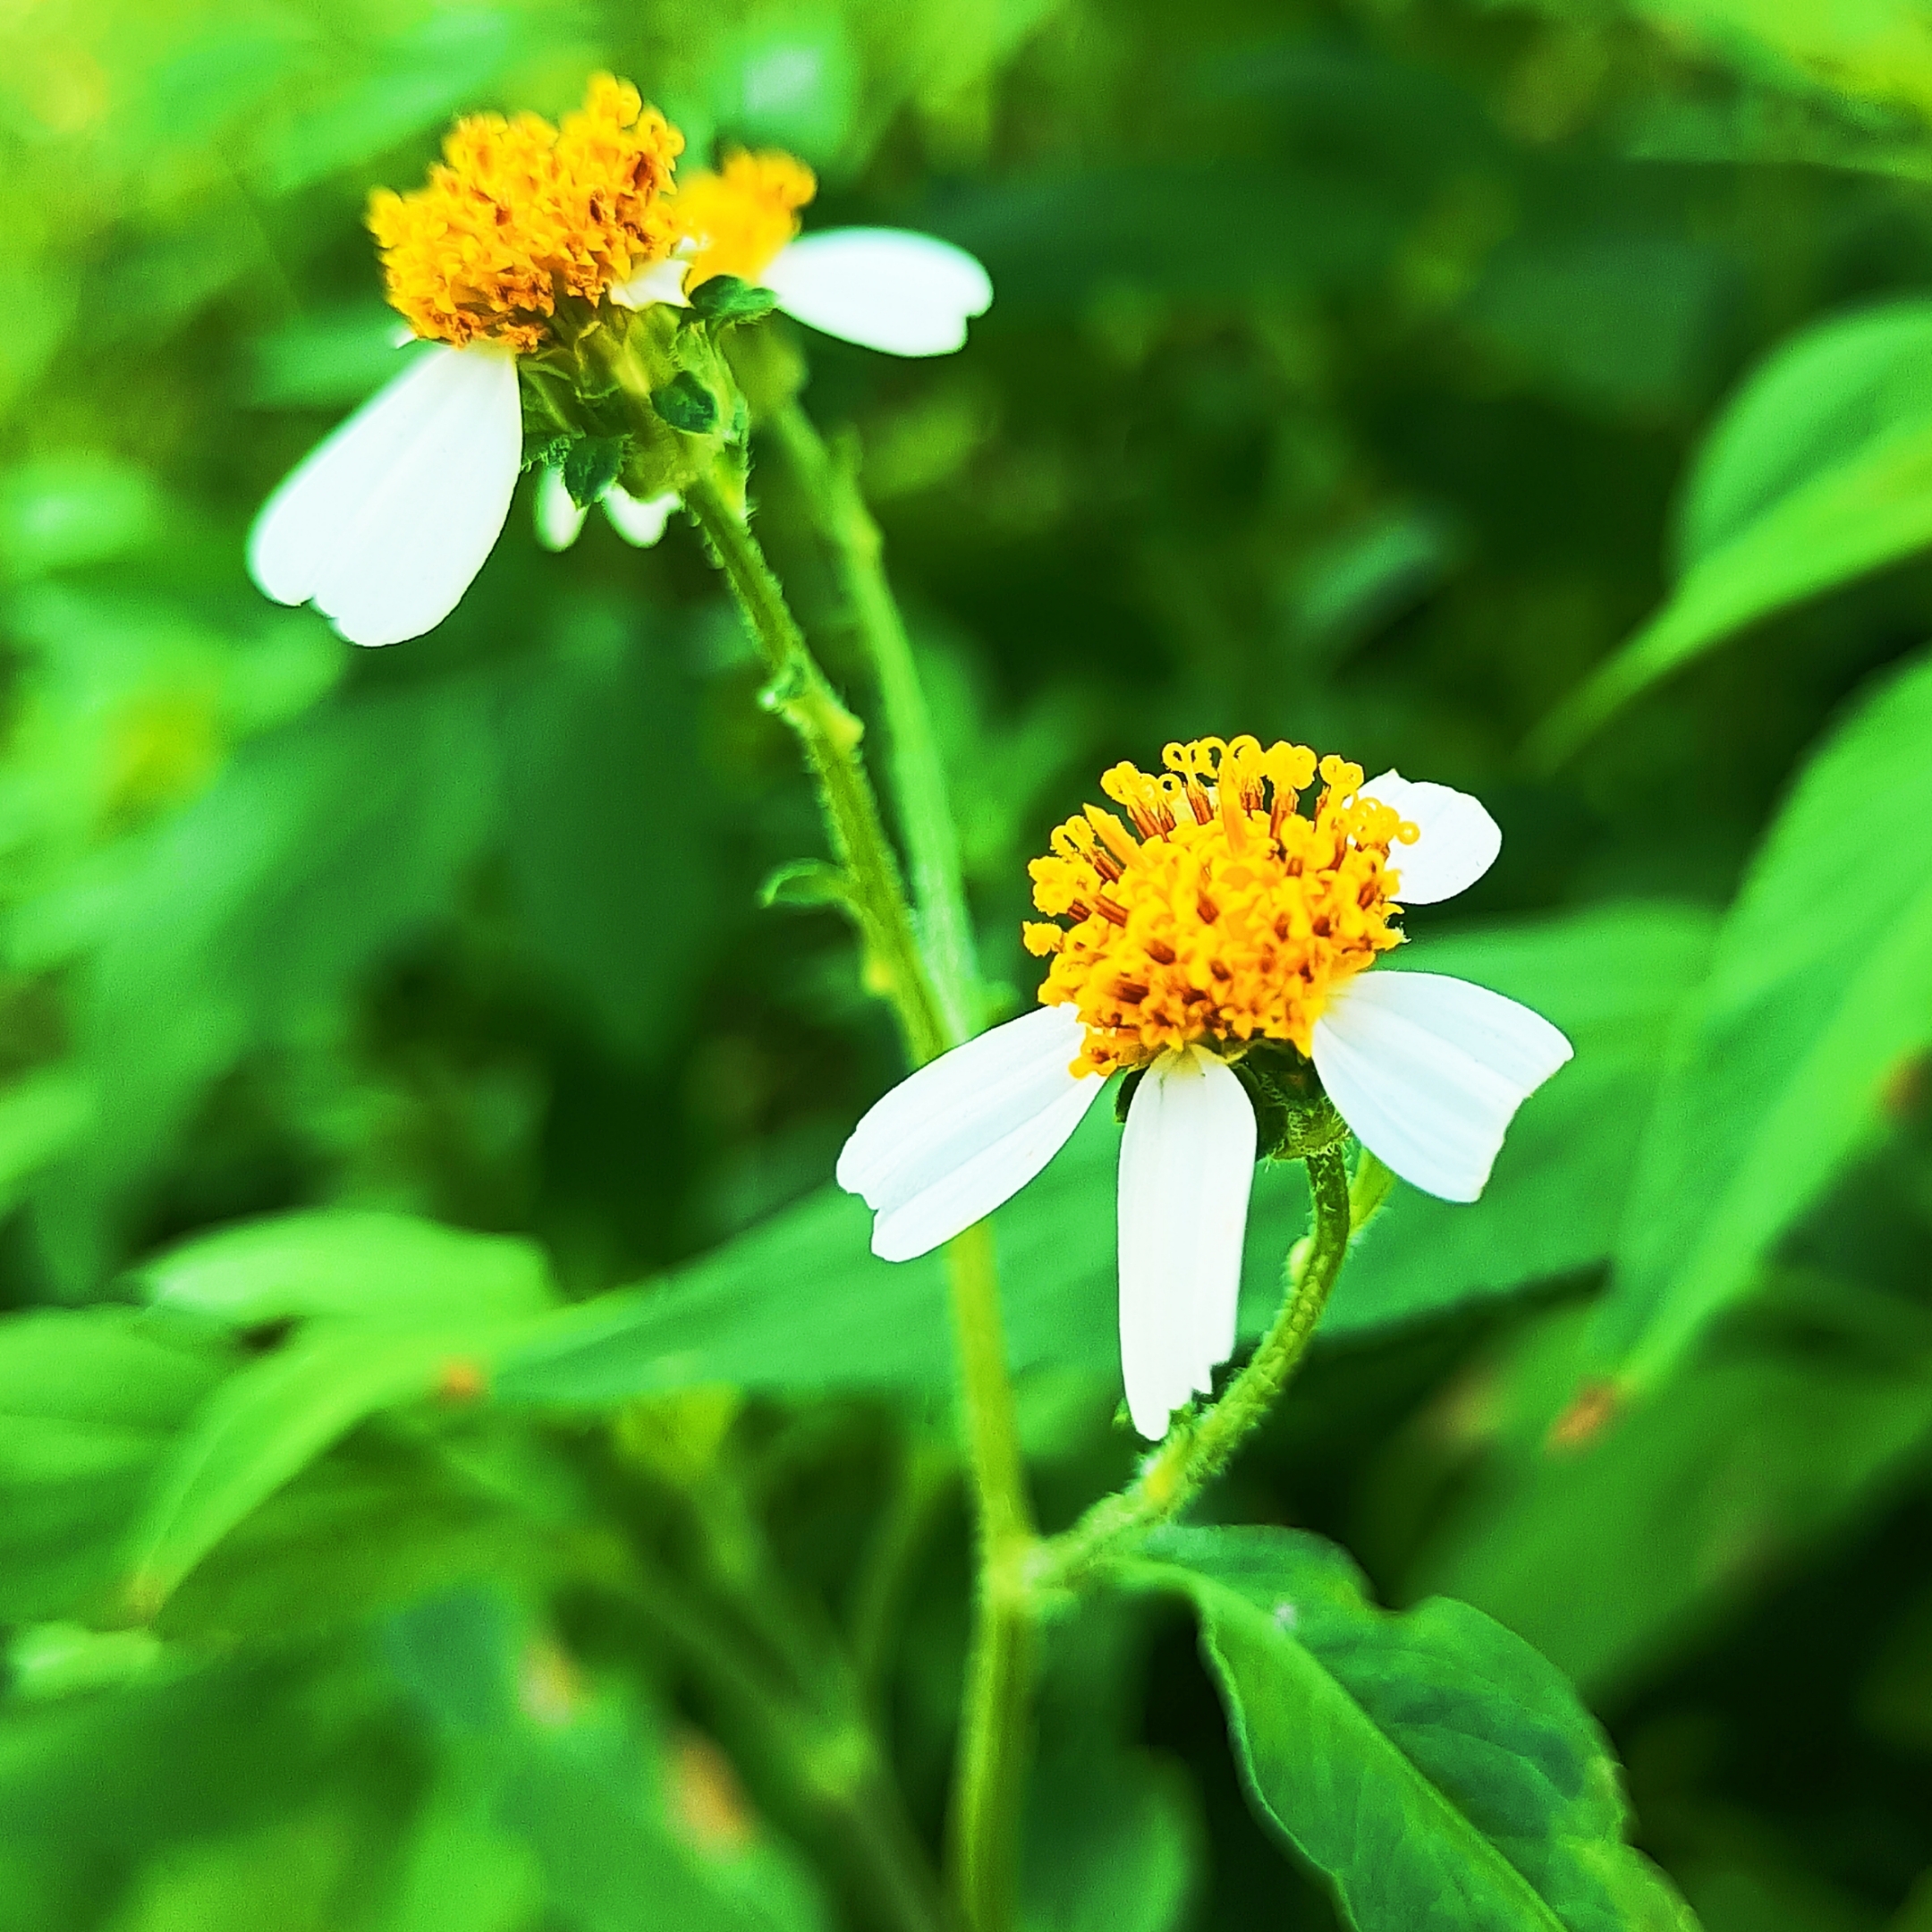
xmin=562 ymin=435 xmax=629 ymax=509
xmin=1588 ymin=651 xmax=1932 ymax=1390
xmin=29 ymin=681 xmax=499 ymax=1288
xmin=157 ymin=1443 xmax=553 ymax=1645
xmin=1130 ymin=1525 xmax=1696 ymax=1932
xmin=1415 ymin=1279 xmax=1932 ymax=1699
xmin=1021 ymin=1750 xmax=1199 ymax=1932
xmin=1677 ymin=301 xmax=1932 ymax=569
xmin=123 ymin=1313 xmax=541 ymax=1614
xmin=498 ymin=626 xmax=726 ymax=1061
xmin=688 ymin=275 xmax=780 ymax=326
xmin=131 ymin=1211 xmax=555 ymax=1330
xmin=758 ymin=858 xmax=856 ymax=911
xmin=0 ymin=1067 xmax=89 ymax=1220
xmin=0 ymin=453 xmax=162 ymax=579
xmin=386 ymin=1591 xmax=828 ymax=1931
xmin=0 ymin=1309 xmax=226 ymax=1623
xmin=653 ymin=372 xmax=721 ymax=436
xmin=495 ymin=903 xmax=1706 ymax=1410
xmin=1535 ymin=301 xmax=1932 ymax=759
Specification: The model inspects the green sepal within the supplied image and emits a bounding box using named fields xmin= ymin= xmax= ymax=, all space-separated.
xmin=1233 ymin=1043 xmax=1348 ymax=1163
xmin=652 ymin=372 xmax=720 ymax=436
xmin=759 ymin=859 xmax=857 ymax=911
xmin=519 ymin=430 xmax=573 ymax=478
xmin=562 ymin=435 xmax=629 ymax=509
xmin=1114 ymin=1066 xmax=1147 ymax=1125
xmin=687 ymin=275 xmax=780 ymax=326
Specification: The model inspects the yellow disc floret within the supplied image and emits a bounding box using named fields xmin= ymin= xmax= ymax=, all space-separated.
xmin=670 ymin=150 xmax=818 ymax=286
xmin=368 ymin=74 xmax=683 ymax=352
xmin=1023 ymin=737 xmax=1419 ymax=1076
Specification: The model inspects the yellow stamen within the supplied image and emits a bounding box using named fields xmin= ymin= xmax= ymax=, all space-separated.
xmin=671 ymin=150 xmax=818 ymax=286
xmin=368 ymin=74 xmax=682 ymax=352
xmin=1027 ymin=736 xmax=1417 ymax=1076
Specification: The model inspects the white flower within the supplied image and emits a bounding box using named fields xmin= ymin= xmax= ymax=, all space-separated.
xmin=534 ymin=466 xmax=681 ymax=553
xmin=614 ymin=228 xmax=993 ymax=359
xmin=248 ymin=344 xmax=523 ymax=648
xmin=836 ymin=752 xmax=1572 ymax=1439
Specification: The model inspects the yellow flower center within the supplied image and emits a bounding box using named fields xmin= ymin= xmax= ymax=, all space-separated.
xmin=1023 ymin=737 xmax=1418 ymax=1077
xmin=670 ymin=150 xmax=818 ymax=287
xmin=368 ymin=75 xmax=682 ymax=352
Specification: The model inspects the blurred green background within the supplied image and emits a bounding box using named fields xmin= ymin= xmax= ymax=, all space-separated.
xmin=7 ymin=0 xmax=1932 ymax=1926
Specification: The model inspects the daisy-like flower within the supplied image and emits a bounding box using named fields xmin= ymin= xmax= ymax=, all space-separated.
xmin=614 ymin=150 xmax=993 ymax=358
xmin=837 ymin=736 xmax=1572 ymax=1439
xmin=249 ymin=77 xmax=682 ymax=647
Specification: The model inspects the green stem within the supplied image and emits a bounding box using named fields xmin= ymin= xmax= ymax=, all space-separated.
xmin=944 ymin=1223 xmax=1038 ymax=1932
xmin=682 ymin=470 xmax=1034 ymax=1930
xmin=766 ymin=402 xmax=979 ymax=1040
xmin=850 ymin=1442 xmax=951 ymax=1707
xmin=683 ymin=472 xmax=951 ymax=1067
xmin=1039 ymin=1144 xmax=1355 ymax=1587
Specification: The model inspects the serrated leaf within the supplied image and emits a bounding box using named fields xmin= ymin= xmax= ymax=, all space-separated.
xmin=519 ymin=430 xmax=574 ymax=478
xmin=1536 ymin=301 xmax=1932 ymax=758
xmin=562 ymin=435 xmax=628 ymax=509
xmin=1128 ymin=1525 xmax=1696 ymax=1932
xmin=652 ymin=372 xmax=719 ymax=436
xmin=687 ymin=275 xmax=780 ymax=326
xmin=1588 ymin=650 xmax=1932 ymax=1390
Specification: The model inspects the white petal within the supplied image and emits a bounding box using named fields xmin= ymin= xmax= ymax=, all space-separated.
xmin=249 ymin=346 xmax=448 ymax=605
xmin=602 ymin=487 xmax=679 ymax=547
xmin=535 ymin=467 xmax=589 ymax=552
xmin=1117 ymin=1050 xmax=1257 ymax=1440
xmin=764 ymin=229 xmax=993 ymax=358
xmin=1310 ymin=971 xmax=1572 ymax=1204
xmin=1359 ymin=770 xmax=1502 ymax=906
xmin=836 ymin=1004 xmax=1104 ymax=1262
xmin=610 ymin=257 xmax=692 ymax=309
xmin=249 ymin=345 xmax=522 ymax=648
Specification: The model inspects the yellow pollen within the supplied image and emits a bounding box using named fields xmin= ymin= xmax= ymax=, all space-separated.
xmin=368 ymin=74 xmax=683 ymax=352
xmin=670 ymin=149 xmax=818 ymax=286
xmin=1023 ymin=736 xmax=1419 ymax=1076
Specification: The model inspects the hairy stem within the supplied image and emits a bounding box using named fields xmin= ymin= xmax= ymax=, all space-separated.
xmin=1039 ymin=1144 xmax=1355 ymax=1587
xmin=943 ymin=1223 xmax=1038 ymax=1932
xmin=682 ymin=470 xmax=1034 ymax=1930
xmin=683 ymin=473 xmax=951 ymax=1066
xmin=765 ymin=402 xmax=979 ymax=1039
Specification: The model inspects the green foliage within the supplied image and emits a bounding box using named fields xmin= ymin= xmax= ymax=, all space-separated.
xmin=691 ymin=276 xmax=784 ymax=326
xmin=1130 ymin=1525 xmax=1695 ymax=1931
xmin=1538 ymin=304 xmax=1932 ymax=757
xmin=1589 ymin=649 xmax=1932 ymax=1388
xmin=9 ymin=0 xmax=1932 ymax=1924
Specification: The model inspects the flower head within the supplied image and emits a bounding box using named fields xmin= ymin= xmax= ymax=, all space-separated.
xmin=369 ymin=75 xmax=682 ymax=352
xmin=837 ymin=739 xmax=1571 ymax=1439
xmin=1024 ymin=737 xmax=1415 ymax=1076
xmin=613 ymin=144 xmax=992 ymax=359
xmin=673 ymin=150 xmax=818 ymax=286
